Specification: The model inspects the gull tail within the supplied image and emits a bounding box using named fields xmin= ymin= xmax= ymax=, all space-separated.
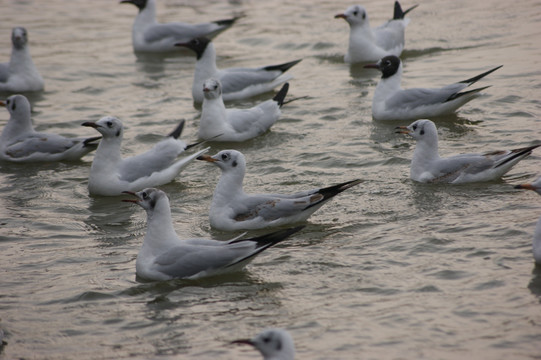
xmin=168 ymin=120 xmax=186 ymax=139
xmin=227 ymin=226 xmax=305 ymax=267
xmin=459 ymin=65 xmax=503 ymax=85
xmin=273 ymin=83 xmax=289 ymax=107
xmin=263 ymin=59 xmax=302 ymax=73
xmin=304 ymin=179 xmax=362 ymax=210
xmin=494 ymin=144 xmax=541 ymax=169
xmin=393 ymin=1 xmax=419 ymax=20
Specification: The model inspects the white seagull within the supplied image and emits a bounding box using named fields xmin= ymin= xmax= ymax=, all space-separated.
xmin=199 ymin=78 xmax=289 ymax=142
xmin=335 ymin=1 xmax=418 ymax=64
xmin=514 ymin=176 xmax=541 ymax=264
xmin=120 ymin=0 xmax=239 ymax=53
xmin=122 ymin=188 xmax=304 ymax=281
xmin=0 ymin=94 xmax=100 ymax=163
xmin=82 ymin=116 xmax=207 ymax=196
xmin=364 ymin=55 xmax=502 ymax=121
xmin=0 ymin=27 xmax=44 ymax=93
xmin=396 ymin=119 xmax=540 ymax=184
xmin=197 ymin=150 xmax=362 ymax=231
xmin=175 ymin=37 xmax=302 ymax=103
xmin=232 ymin=328 xmax=295 ymax=360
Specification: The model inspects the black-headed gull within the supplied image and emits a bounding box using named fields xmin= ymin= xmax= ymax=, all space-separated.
xmin=515 ymin=176 xmax=541 ymax=264
xmin=335 ymin=1 xmax=418 ymax=64
xmin=120 ymin=0 xmax=239 ymax=53
xmin=199 ymin=78 xmax=289 ymax=142
xmin=0 ymin=27 xmax=44 ymax=92
xmin=175 ymin=37 xmax=302 ymax=103
xmin=197 ymin=150 xmax=362 ymax=231
xmin=82 ymin=116 xmax=207 ymax=196
xmin=232 ymin=328 xmax=295 ymax=360
xmin=396 ymin=119 xmax=540 ymax=184
xmin=122 ymin=188 xmax=304 ymax=281
xmin=0 ymin=95 xmax=100 ymax=163
xmin=364 ymin=55 xmax=502 ymax=121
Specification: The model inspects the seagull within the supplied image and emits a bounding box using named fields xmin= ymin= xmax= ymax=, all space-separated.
xmin=120 ymin=0 xmax=239 ymax=53
xmin=199 ymin=79 xmax=289 ymax=142
xmin=364 ymin=55 xmax=503 ymax=121
xmin=197 ymin=149 xmax=362 ymax=231
xmin=82 ymin=116 xmax=207 ymax=196
xmin=515 ymin=176 xmax=541 ymax=264
xmin=0 ymin=27 xmax=44 ymax=93
xmin=396 ymin=119 xmax=540 ymax=184
xmin=0 ymin=95 xmax=100 ymax=163
xmin=122 ymin=188 xmax=304 ymax=281
xmin=175 ymin=37 xmax=302 ymax=103
xmin=232 ymin=328 xmax=295 ymax=360
xmin=335 ymin=1 xmax=418 ymax=64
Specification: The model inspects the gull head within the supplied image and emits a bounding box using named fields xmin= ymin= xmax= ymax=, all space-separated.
xmin=11 ymin=27 xmax=28 ymax=50
xmin=203 ymin=78 xmax=222 ymax=100
xmin=82 ymin=116 xmax=124 ymax=139
xmin=119 ymin=0 xmax=147 ymax=11
xmin=197 ymin=149 xmax=246 ymax=173
xmin=396 ymin=119 xmax=438 ymax=142
xmin=515 ymin=176 xmax=541 ymax=195
xmin=232 ymin=328 xmax=295 ymax=360
xmin=122 ymin=188 xmax=168 ymax=212
xmin=1 ymin=94 xmax=32 ymax=120
xmin=364 ymin=55 xmax=402 ymax=79
xmin=335 ymin=5 xmax=369 ymax=28
xmin=175 ymin=37 xmax=212 ymax=60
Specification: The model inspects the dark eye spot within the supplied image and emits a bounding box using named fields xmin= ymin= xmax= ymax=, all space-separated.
xmin=362 ymin=11 xmax=366 ymax=19
xmin=263 ymin=336 xmax=270 ymax=343
xmin=221 ymin=153 xmax=229 ymax=161
xmin=412 ymin=125 xmax=417 ymax=131
xmin=353 ymin=10 xmax=358 ymax=16
xmin=232 ymin=160 xmax=237 ymax=167
xmin=12 ymin=101 xmax=16 ymax=111
xmin=141 ymin=192 xmax=148 ymax=199
xmin=107 ymin=121 xmax=113 ymax=128
xmin=420 ymin=129 xmax=425 ymax=135
xmin=276 ymin=339 xmax=282 ymax=351
xmin=115 ymin=130 xmax=121 ymax=137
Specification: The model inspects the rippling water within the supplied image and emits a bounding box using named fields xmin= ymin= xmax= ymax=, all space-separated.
xmin=1 ymin=0 xmax=540 ymax=359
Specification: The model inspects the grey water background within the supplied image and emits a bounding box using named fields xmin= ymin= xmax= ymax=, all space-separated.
xmin=1 ymin=0 xmax=541 ymax=358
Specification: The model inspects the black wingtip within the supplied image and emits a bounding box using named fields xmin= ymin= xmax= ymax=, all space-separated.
xmin=263 ymin=59 xmax=302 ymax=73
xmin=304 ymin=179 xmax=362 ymax=210
xmin=494 ymin=144 xmax=541 ymax=169
xmin=168 ymin=120 xmax=185 ymax=139
xmin=459 ymin=65 xmax=503 ymax=85
xmin=83 ymin=136 xmax=102 ymax=148
xmin=272 ymin=83 xmax=289 ymax=107
xmin=393 ymin=1 xmax=418 ymax=19
xmin=214 ymin=14 xmax=245 ymax=27
xmin=446 ymin=85 xmax=491 ymax=102
xmin=231 ymin=225 xmax=305 ymax=247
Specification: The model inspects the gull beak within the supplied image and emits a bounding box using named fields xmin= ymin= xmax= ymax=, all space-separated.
xmin=363 ymin=63 xmax=380 ymax=69
xmin=121 ymin=191 xmax=139 ymax=203
xmin=174 ymin=42 xmax=189 ymax=48
xmin=203 ymin=86 xmax=210 ymax=93
xmin=81 ymin=121 xmax=100 ymax=128
xmin=0 ymin=100 xmax=5 ymax=107
xmin=514 ymin=183 xmax=535 ymax=191
xmin=395 ymin=126 xmax=411 ymax=135
xmin=231 ymin=339 xmax=254 ymax=347
xmin=197 ymin=154 xmax=217 ymax=162
xmin=334 ymin=13 xmax=347 ymax=19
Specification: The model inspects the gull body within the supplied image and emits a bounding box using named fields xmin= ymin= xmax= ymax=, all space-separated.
xmin=335 ymin=1 xmax=417 ymax=64
xmin=176 ymin=37 xmax=301 ymax=103
xmin=0 ymin=95 xmax=99 ymax=163
xmin=82 ymin=117 xmax=207 ymax=196
xmin=199 ymin=78 xmax=289 ymax=142
xmin=397 ymin=119 xmax=540 ymax=184
xmin=515 ymin=177 xmax=541 ymax=264
xmin=0 ymin=27 xmax=44 ymax=93
xmin=198 ymin=150 xmax=361 ymax=231
xmin=232 ymin=328 xmax=295 ymax=360
xmin=120 ymin=0 xmax=238 ymax=53
xmin=365 ymin=55 xmax=502 ymax=121
xmin=123 ymin=188 xmax=304 ymax=281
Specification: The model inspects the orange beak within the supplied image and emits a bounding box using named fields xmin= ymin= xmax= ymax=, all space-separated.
xmin=197 ymin=154 xmax=216 ymax=162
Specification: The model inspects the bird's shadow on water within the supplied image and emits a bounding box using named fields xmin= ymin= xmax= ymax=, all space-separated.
xmin=528 ymin=264 xmax=541 ymax=301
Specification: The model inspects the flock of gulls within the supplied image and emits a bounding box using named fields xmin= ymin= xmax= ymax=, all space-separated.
xmin=0 ymin=0 xmax=539 ymax=358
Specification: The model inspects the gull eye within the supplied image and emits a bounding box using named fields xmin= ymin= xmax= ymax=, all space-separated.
xmin=141 ymin=191 xmax=148 ymax=199
xmin=221 ymin=153 xmax=229 ymax=161
xmin=412 ymin=124 xmax=417 ymax=131
xmin=192 ymin=39 xmax=200 ymax=46
xmin=353 ymin=10 xmax=358 ymax=16
xmin=106 ymin=121 xmax=113 ymax=128
xmin=263 ymin=336 xmax=271 ymax=344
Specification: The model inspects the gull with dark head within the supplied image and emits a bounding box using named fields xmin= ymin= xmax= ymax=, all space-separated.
xmin=82 ymin=117 xmax=207 ymax=196
xmin=335 ymin=1 xmax=418 ymax=64
xmin=197 ymin=149 xmax=362 ymax=231
xmin=515 ymin=176 xmax=541 ymax=264
xmin=0 ymin=95 xmax=99 ymax=162
xmin=123 ymin=188 xmax=304 ymax=281
xmin=364 ymin=55 xmax=502 ymax=121
xmin=396 ymin=119 xmax=540 ymax=184
xmin=120 ymin=0 xmax=239 ymax=53
xmin=199 ymin=78 xmax=290 ymax=142
xmin=232 ymin=328 xmax=295 ymax=360
xmin=0 ymin=27 xmax=44 ymax=92
xmin=175 ymin=37 xmax=301 ymax=104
